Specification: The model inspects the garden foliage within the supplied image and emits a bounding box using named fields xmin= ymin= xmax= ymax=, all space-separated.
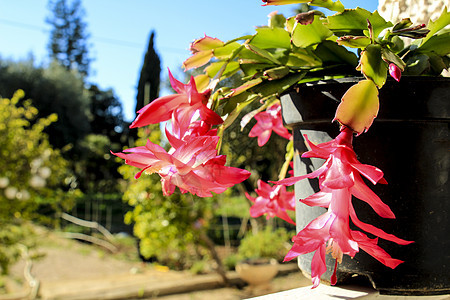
xmin=0 ymin=90 xmax=77 ymax=273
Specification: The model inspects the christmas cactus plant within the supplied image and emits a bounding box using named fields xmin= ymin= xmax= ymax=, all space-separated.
xmin=115 ymin=0 xmax=450 ymax=287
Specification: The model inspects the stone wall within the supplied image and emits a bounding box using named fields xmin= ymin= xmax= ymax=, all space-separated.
xmin=378 ymin=0 xmax=450 ymax=24
xmin=378 ymin=0 xmax=449 ymax=76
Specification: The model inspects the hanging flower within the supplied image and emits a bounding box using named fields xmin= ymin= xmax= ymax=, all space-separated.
xmin=249 ymin=103 xmax=292 ymax=146
xmin=130 ymin=70 xmax=223 ymax=129
xmin=112 ymin=134 xmax=250 ymax=197
xmin=273 ymin=127 xmax=413 ymax=287
xmin=245 ymin=180 xmax=296 ymax=224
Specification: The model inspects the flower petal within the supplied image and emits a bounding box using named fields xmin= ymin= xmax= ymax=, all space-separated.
xmin=301 ymin=191 xmax=332 ymax=207
xmin=311 ymin=245 xmax=327 ymax=288
xmin=271 ymin=164 xmax=327 ymax=186
xmin=352 ymin=231 xmax=405 ymax=269
xmin=350 ymin=162 xmax=385 ymax=185
xmin=130 ymin=94 xmax=185 ymax=128
xmin=349 ymin=203 xmax=413 ymax=245
xmin=351 ymin=174 xmax=395 ymax=219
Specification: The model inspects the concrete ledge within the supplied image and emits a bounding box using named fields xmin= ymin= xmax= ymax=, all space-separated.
xmin=248 ymin=284 xmax=450 ymax=300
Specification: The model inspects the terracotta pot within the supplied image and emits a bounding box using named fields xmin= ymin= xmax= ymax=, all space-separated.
xmin=236 ymin=258 xmax=279 ymax=287
xmin=280 ymin=77 xmax=450 ymax=295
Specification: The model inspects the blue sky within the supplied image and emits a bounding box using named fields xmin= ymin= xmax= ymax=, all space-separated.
xmin=0 ymin=0 xmax=377 ymax=121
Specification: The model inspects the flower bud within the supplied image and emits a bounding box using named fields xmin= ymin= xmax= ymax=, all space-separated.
xmin=389 ymin=63 xmax=402 ymax=82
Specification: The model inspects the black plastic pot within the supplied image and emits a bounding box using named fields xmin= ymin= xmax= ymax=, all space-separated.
xmin=280 ymin=77 xmax=450 ymax=295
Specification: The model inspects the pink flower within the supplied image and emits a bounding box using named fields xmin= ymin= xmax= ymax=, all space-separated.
xmin=165 ymin=109 xmax=217 ymax=149
xmin=112 ymin=134 xmax=250 ymax=197
xmin=245 ymin=180 xmax=296 ymax=225
xmin=130 ymin=69 xmax=223 ymax=128
xmin=389 ymin=63 xmax=402 ymax=82
xmin=273 ymin=127 xmax=413 ymax=287
xmin=249 ymin=103 xmax=292 ymax=146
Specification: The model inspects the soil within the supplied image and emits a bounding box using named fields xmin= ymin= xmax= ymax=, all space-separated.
xmin=4 ymin=227 xmax=311 ymax=299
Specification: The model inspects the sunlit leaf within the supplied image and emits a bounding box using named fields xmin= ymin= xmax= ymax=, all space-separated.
xmin=310 ymin=0 xmax=344 ymax=12
xmin=358 ymin=44 xmax=388 ymax=87
xmin=250 ymin=27 xmax=291 ymax=49
xmin=314 ymin=40 xmax=358 ymax=66
xmin=326 ymin=8 xmax=392 ymax=38
xmin=286 ymin=16 xmax=296 ymax=33
xmin=194 ymin=74 xmax=210 ymax=92
xmin=337 ymin=36 xmax=371 ymax=48
xmin=253 ymin=72 xmax=306 ymax=97
xmin=244 ymin=44 xmax=282 ymax=64
xmin=238 ymin=46 xmax=276 ymax=64
xmin=420 ymin=6 xmax=450 ymax=46
xmin=263 ymin=66 xmax=290 ymax=80
xmin=392 ymin=18 xmax=413 ymax=31
xmin=269 ymin=13 xmax=287 ymax=28
xmin=221 ymin=92 xmax=258 ymax=126
xmin=418 ymin=29 xmax=450 ymax=56
xmin=205 ymin=61 xmax=240 ymax=78
xmin=240 ymin=63 xmax=274 ymax=76
xmin=334 ymin=80 xmax=379 ymax=134
xmin=292 ymin=15 xmax=333 ymax=48
xmin=221 ymin=72 xmax=305 ymax=117
xmin=213 ymin=42 xmax=242 ymax=59
xmin=182 ymin=51 xmax=213 ymax=70
xmin=227 ymin=78 xmax=264 ymax=97
xmin=287 ymin=50 xmax=322 ymax=67
xmin=190 ymin=36 xmax=224 ymax=52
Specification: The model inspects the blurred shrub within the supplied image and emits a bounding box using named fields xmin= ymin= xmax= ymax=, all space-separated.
xmin=237 ymin=227 xmax=293 ymax=262
xmin=223 ymin=253 xmax=240 ymax=271
xmin=118 ymin=125 xmax=215 ymax=269
xmin=0 ymin=90 xmax=78 ymax=273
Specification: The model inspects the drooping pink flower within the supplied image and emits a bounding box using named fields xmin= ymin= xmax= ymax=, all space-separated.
xmin=249 ymin=103 xmax=292 ymax=146
xmin=130 ymin=69 xmax=223 ymax=128
xmin=112 ymin=134 xmax=250 ymax=197
xmin=245 ymin=180 xmax=296 ymax=225
xmin=273 ymin=127 xmax=413 ymax=287
xmin=389 ymin=63 xmax=402 ymax=82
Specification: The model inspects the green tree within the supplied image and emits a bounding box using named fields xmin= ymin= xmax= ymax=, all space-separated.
xmin=88 ymin=84 xmax=128 ymax=145
xmin=80 ymin=85 xmax=128 ymax=193
xmin=46 ymin=0 xmax=91 ymax=76
xmin=0 ymin=58 xmax=91 ymax=150
xmin=135 ymin=31 xmax=161 ymax=113
xmin=0 ymin=90 xmax=77 ymax=273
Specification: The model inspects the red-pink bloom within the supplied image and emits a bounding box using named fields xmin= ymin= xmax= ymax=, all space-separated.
xmin=130 ymin=69 xmax=223 ymax=128
xmin=165 ymin=110 xmax=217 ymax=149
xmin=389 ymin=63 xmax=402 ymax=82
xmin=112 ymin=134 xmax=250 ymax=197
xmin=273 ymin=127 xmax=413 ymax=287
xmin=245 ymin=180 xmax=296 ymax=225
xmin=249 ymin=103 xmax=292 ymax=146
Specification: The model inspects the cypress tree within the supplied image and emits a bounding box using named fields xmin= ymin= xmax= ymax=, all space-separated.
xmin=136 ymin=31 xmax=161 ymax=114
